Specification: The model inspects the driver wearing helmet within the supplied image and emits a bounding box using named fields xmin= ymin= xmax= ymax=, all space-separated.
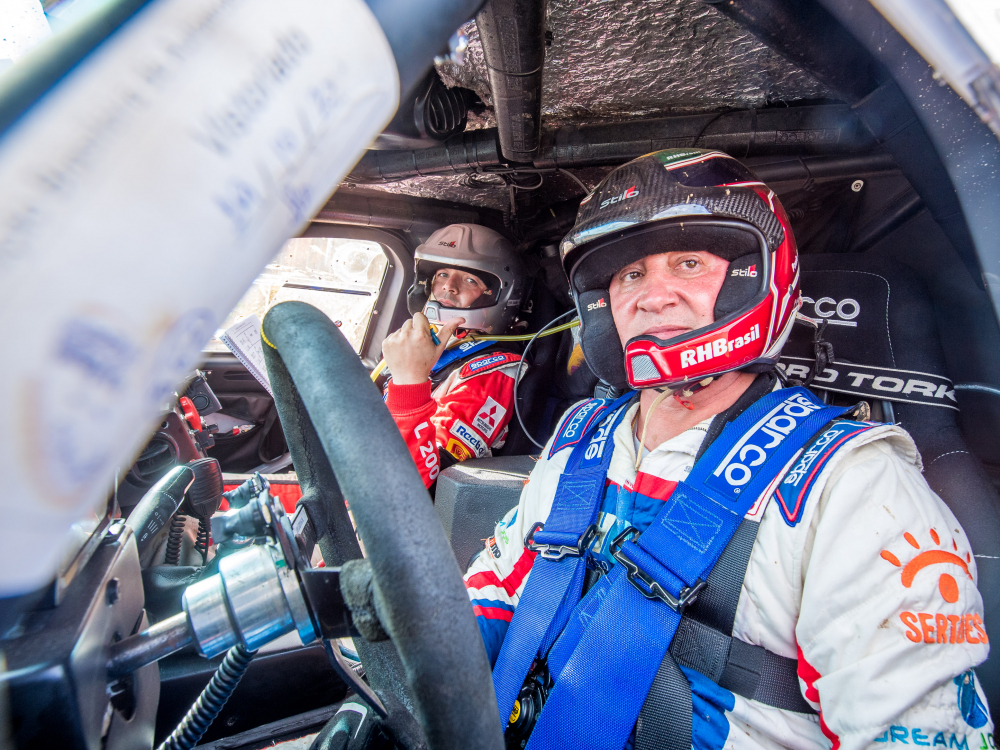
xmin=464 ymin=151 xmax=992 ymax=749
xmin=382 ymin=224 xmax=527 ymax=488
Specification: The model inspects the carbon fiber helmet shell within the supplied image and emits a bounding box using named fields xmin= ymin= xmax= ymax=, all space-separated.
xmin=408 ymin=223 xmax=526 ymax=334
xmin=561 ymin=149 xmax=801 ymax=391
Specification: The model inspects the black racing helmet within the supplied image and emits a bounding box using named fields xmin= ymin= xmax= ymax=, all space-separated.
xmin=561 ymin=149 xmax=800 ymax=390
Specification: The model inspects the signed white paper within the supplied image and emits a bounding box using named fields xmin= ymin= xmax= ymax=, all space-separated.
xmin=0 ymin=0 xmax=398 ymax=593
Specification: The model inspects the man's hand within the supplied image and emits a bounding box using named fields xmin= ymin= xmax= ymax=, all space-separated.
xmin=382 ymin=312 xmax=465 ymax=385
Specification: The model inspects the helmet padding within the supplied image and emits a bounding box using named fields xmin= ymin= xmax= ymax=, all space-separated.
xmin=714 ymin=253 xmax=764 ymax=320
xmin=577 ymin=289 xmax=628 ymax=388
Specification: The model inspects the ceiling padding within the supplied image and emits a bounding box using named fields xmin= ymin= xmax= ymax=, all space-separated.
xmin=436 ymin=0 xmax=833 ymax=125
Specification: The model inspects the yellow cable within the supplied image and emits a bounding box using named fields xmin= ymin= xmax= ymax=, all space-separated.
xmin=368 ymin=319 xmax=580 ymax=382
xmin=371 ymin=358 xmax=389 ymax=381
xmin=462 ymin=318 xmax=580 ymax=342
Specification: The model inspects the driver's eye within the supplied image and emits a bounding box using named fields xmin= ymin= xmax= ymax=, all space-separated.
xmin=676 ymin=259 xmax=701 ymax=272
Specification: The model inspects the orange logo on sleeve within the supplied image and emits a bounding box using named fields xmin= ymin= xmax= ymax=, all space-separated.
xmin=880 ymin=528 xmax=988 ymax=646
xmin=881 ymin=529 xmax=972 ymax=604
xmin=446 ymin=438 xmax=474 ymax=462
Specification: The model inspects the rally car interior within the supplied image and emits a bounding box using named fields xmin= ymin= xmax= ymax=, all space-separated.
xmin=6 ymin=0 xmax=1000 ymax=748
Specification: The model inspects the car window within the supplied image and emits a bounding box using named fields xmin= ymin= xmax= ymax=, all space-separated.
xmin=206 ymin=237 xmax=388 ymax=354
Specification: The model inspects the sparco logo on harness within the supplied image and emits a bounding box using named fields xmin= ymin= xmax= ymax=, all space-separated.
xmin=563 ymin=401 xmax=601 ymax=440
xmin=580 ymin=404 xmax=629 ymax=467
xmin=547 ymin=398 xmax=612 ymax=458
xmin=707 ymin=393 xmax=823 ymax=497
xmin=600 ymin=186 xmax=639 ymax=209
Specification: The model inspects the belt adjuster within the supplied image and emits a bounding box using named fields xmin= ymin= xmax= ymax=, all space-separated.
xmin=524 ymin=522 xmax=598 ymax=562
xmin=610 ymin=527 xmax=706 ymax=612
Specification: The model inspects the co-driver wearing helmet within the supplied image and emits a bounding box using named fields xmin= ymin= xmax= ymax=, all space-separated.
xmin=465 ymin=151 xmax=992 ymax=750
xmin=382 ymin=224 xmax=527 ymax=488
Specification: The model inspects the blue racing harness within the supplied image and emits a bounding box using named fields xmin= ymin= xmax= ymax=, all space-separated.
xmin=492 ymin=386 xmax=875 ymax=750
xmin=430 ymin=338 xmax=495 ymax=376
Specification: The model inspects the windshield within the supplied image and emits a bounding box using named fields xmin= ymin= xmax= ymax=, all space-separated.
xmin=206 ymin=237 xmax=388 ymax=354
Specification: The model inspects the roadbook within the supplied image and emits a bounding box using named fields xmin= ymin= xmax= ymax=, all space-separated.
xmin=218 ymin=314 xmax=273 ymax=396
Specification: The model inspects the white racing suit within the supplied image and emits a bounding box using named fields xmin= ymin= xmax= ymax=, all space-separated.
xmin=464 ymin=391 xmax=994 ymax=750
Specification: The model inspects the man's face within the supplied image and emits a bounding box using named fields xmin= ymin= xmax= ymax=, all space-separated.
xmin=431 ymin=268 xmax=491 ymax=309
xmin=608 ymin=251 xmax=730 ymax=345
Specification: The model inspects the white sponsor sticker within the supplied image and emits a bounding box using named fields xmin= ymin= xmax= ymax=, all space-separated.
xmin=0 ymin=0 xmax=398 ymax=594
xmin=450 ymin=420 xmax=489 ymax=458
xmin=473 ymin=397 xmax=507 ymax=438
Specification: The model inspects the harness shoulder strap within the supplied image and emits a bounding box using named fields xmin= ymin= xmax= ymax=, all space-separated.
xmin=546 ymin=397 xmax=613 ymax=459
xmin=640 ymin=415 xmax=879 ymax=745
xmin=429 ymin=339 xmax=496 ymax=380
xmin=491 ymin=393 xmax=635 ymax=726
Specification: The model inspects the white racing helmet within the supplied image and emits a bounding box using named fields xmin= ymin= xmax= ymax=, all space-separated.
xmin=407 ymin=223 xmax=526 ymax=333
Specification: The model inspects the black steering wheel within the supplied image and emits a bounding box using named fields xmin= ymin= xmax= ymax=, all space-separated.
xmin=260 ymin=301 xmax=504 ymax=750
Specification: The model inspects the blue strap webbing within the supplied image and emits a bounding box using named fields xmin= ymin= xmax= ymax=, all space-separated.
xmin=491 ymin=392 xmax=635 ymax=726
xmin=524 ymin=387 xmax=848 ymax=750
xmin=430 ymin=339 xmax=495 ymax=375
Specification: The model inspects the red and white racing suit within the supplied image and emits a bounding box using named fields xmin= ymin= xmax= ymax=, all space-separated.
xmin=465 ymin=393 xmax=993 ymax=750
xmin=384 ymin=345 xmax=524 ymax=488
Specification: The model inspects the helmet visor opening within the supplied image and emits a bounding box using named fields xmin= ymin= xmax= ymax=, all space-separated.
xmin=569 ymin=219 xmax=763 ymax=295
xmin=416 ymin=260 xmax=503 ymax=310
xmin=622 ymin=222 xmax=771 ymax=352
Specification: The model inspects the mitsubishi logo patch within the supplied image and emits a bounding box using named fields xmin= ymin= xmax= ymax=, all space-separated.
xmin=474 ymin=397 xmax=507 ymax=438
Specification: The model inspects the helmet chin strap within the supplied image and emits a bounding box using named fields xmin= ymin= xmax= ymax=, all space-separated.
xmin=634 ymin=376 xmax=715 ymax=472
xmin=670 ymin=376 xmax=716 ymax=410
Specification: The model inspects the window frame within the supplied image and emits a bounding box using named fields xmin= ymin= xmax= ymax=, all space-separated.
xmin=297 ymin=223 xmax=415 ymax=364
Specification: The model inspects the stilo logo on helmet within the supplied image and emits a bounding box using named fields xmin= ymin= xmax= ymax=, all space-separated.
xmin=561 ymin=149 xmax=801 ymax=391
xmin=599 ymin=186 xmax=639 ymax=210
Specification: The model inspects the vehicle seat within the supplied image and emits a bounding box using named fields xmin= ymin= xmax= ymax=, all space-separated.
xmin=493 ymin=291 xmax=564 ymax=457
xmin=782 ymin=253 xmax=1000 ymax=710
xmin=435 ymin=454 xmax=535 ymax=571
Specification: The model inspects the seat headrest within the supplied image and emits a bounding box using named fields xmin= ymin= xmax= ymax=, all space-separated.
xmin=782 ymin=255 xmax=958 ymax=412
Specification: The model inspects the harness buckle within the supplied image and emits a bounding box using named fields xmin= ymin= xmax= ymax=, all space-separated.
xmin=524 ymin=522 xmax=598 ymax=562
xmin=610 ymin=527 xmax=706 ymax=613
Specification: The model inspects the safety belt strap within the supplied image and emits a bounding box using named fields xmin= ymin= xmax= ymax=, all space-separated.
xmin=524 ymin=387 xmax=846 ymax=750
xmin=430 ymin=339 xmax=494 ymax=375
xmin=670 ymin=615 xmax=815 ymax=713
xmin=491 ymin=393 xmax=635 ymax=725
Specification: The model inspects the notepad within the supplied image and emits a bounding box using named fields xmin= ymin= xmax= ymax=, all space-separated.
xmin=218 ymin=314 xmax=272 ymax=396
